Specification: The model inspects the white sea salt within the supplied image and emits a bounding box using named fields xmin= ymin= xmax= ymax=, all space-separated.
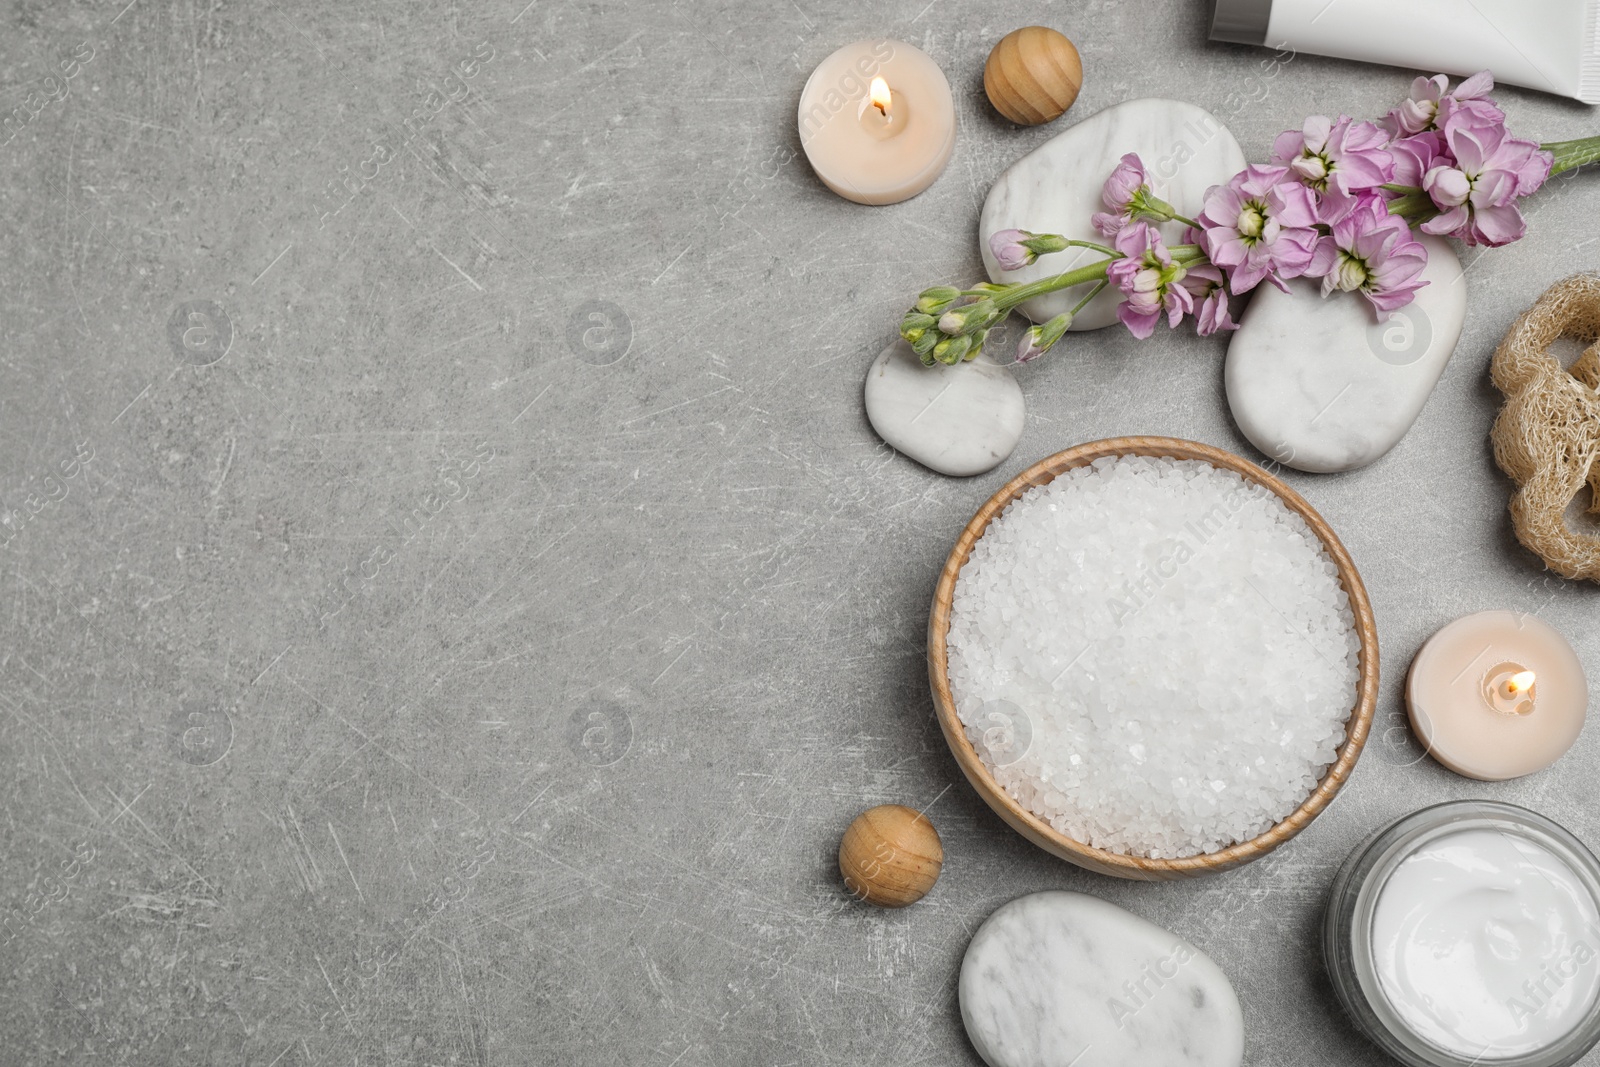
xmin=947 ymin=456 xmax=1361 ymax=859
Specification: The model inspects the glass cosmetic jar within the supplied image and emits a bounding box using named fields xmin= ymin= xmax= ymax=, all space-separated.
xmin=1325 ymin=801 xmax=1600 ymax=1067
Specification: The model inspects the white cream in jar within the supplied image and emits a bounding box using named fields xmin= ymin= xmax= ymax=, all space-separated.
xmin=1326 ymin=802 xmax=1600 ymax=1067
xmin=1372 ymin=828 xmax=1600 ymax=1058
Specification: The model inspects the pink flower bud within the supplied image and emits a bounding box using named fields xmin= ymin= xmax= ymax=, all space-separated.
xmin=1423 ymin=165 xmax=1471 ymax=208
xmin=988 ymin=229 xmax=1035 ymax=272
xmin=1290 ymin=155 xmax=1329 ymax=184
xmin=1101 ymin=153 xmax=1147 ymax=212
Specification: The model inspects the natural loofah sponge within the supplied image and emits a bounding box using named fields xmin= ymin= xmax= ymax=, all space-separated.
xmin=1490 ymin=273 xmax=1600 ymax=582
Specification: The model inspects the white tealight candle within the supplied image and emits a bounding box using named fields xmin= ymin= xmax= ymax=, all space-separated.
xmin=1406 ymin=610 xmax=1588 ymax=781
xmin=797 ymin=39 xmax=955 ymax=206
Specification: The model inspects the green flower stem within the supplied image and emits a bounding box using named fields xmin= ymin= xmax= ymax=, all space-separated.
xmin=985 ymin=243 xmax=1206 ymax=313
xmin=957 ymin=243 xmax=1120 ymax=303
xmin=1385 ymin=190 xmax=1436 ymax=221
xmin=1028 ymin=237 xmax=1118 ymax=257
xmin=1170 ymin=213 xmax=1202 ymax=230
xmin=991 ymin=259 xmax=1115 ymax=310
xmin=1543 ymin=135 xmax=1600 ymax=176
xmin=1381 ymin=183 xmax=1442 ymax=226
xmin=1069 ymin=279 xmax=1109 ymax=317
xmin=1073 ymin=238 xmax=1120 ymax=257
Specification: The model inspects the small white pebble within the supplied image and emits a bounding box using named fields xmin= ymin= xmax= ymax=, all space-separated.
xmin=949 ymin=456 xmax=1359 ymax=859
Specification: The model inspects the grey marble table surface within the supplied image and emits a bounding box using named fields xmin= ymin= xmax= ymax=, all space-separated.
xmin=3 ymin=1 xmax=1598 ymax=1064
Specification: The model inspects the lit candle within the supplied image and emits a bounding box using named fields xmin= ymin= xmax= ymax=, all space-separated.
xmin=797 ymin=39 xmax=955 ymax=206
xmin=1405 ymin=610 xmax=1588 ymax=780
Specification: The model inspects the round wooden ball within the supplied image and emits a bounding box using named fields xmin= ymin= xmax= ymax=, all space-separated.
xmin=984 ymin=26 xmax=1083 ymax=126
xmin=838 ymin=805 xmax=943 ymax=907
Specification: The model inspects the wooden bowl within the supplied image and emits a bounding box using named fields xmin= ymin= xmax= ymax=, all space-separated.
xmin=927 ymin=436 xmax=1379 ymax=880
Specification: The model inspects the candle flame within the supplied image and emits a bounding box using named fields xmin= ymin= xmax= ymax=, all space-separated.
xmin=1508 ymin=670 xmax=1537 ymax=695
xmin=870 ymin=76 xmax=891 ymax=116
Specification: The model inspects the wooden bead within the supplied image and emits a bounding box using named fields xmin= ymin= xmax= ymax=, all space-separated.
xmin=838 ymin=805 xmax=943 ymax=907
xmin=984 ymin=26 xmax=1083 ymax=126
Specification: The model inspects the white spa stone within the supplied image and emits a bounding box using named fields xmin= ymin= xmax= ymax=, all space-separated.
xmin=961 ymin=891 xmax=1244 ymax=1067
xmin=864 ymin=338 xmax=1024 ymax=477
xmin=979 ymin=98 xmax=1247 ymax=330
xmin=1225 ymin=235 xmax=1466 ymax=473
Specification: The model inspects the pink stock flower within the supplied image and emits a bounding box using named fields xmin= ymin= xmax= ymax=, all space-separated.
xmin=1092 ymin=153 xmax=1151 ymax=237
xmin=1196 ymin=164 xmax=1320 ymax=294
xmin=989 ymin=229 xmax=1035 ymax=271
xmin=1272 ymin=115 xmax=1394 ymax=194
xmin=1436 ymin=71 xmax=1506 ymax=131
xmin=1104 ymin=153 xmax=1146 ymax=203
xmin=1106 ymin=222 xmax=1193 ymax=340
xmin=1388 ymin=131 xmax=1445 ymax=187
xmin=1178 ymin=226 xmax=1237 ymax=336
xmin=1178 ymin=261 xmax=1237 ymax=336
xmin=1308 ymin=195 xmax=1429 ymax=313
xmin=1315 ymin=184 xmax=1365 ymax=226
xmin=1384 ymin=71 xmax=1502 ymax=137
xmin=912 ymin=71 xmax=1567 ymax=359
xmin=1417 ymin=108 xmax=1552 ymax=246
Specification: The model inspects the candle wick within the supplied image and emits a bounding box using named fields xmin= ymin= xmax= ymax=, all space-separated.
xmin=868 ymin=76 xmax=892 ymax=119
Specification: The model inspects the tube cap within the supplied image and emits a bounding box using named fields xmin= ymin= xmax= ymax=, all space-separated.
xmin=1209 ymin=0 xmax=1270 ymax=45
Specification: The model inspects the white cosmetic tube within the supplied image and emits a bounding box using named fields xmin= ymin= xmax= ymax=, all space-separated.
xmin=1211 ymin=0 xmax=1599 ymax=104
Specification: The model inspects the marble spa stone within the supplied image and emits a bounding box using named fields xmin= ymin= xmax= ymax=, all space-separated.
xmin=1225 ymin=234 xmax=1466 ymax=473
xmin=961 ymin=891 xmax=1244 ymax=1067
xmin=864 ymin=338 xmax=1024 ymax=477
xmin=980 ymin=98 xmax=1247 ymax=331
